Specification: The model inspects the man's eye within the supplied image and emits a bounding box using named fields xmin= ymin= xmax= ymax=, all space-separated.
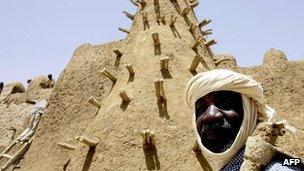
xmin=217 ymin=101 xmax=230 ymax=110
xmin=195 ymin=106 xmax=207 ymax=119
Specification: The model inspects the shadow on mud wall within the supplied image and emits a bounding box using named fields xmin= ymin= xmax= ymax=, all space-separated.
xmin=157 ymin=101 xmax=170 ymax=119
xmin=82 ymin=147 xmax=96 ymax=171
xmin=143 ymin=144 xmax=161 ymax=170
xmin=194 ymin=150 xmax=212 ymax=171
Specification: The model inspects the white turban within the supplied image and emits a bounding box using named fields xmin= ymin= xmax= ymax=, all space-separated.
xmin=185 ymin=69 xmax=276 ymax=170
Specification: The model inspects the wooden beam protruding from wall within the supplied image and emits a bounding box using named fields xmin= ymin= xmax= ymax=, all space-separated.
xmin=192 ymin=141 xmax=201 ymax=152
xmin=191 ymin=36 xmax=203 ymax=50
xmin=189 ymin=55 xmax=200 ymax=72
xmin=152 ymin=33 xmax=160 ymax=46
xmin=58 ymin=142 xmax=76 ymax=150
xmin=123 ymin=11 xmax=135 ymax=20
xmin=113 ymin=49 xmax=123 ymax=57
xmin=202 ymin=29 xmax=213 ymax=36
xmin=189 ymin=0 xmax=199 ymax=8
xmin=76 ymin=136 xmax=99 ymax=147
xmin=141 ymin=129 xmax=156 ymax=146
xmin=156 ymin=14 xmax=161 ymax=25
xmin=205 ymin=39 xmax=217 ymax=47
xmin=154 ymin=79 xmax=166 ymax=101
xmin=152 ymin=33 xmax=161 ymax=55
xmin=181 ymin=7 xmax=190 ymax=16
xmin=161 ymin=16 xmax=166 ymax=25
xmin=88 ymin=96 xmax=101 ymax=109
xmin=100 ymin=69 xmax=117 ymax=83
xmin=130 ymin=0 xmax=139 ymax=6
xmin=154 ymin=0 xmax=160 ymax=16
xmin=125 ymin=64 xmax=135 ymax=76
xmin=198 ymin=19 xmax=212 ymax=28
xmin=142 ymin=11 xmax=149 ymax=30
xmin=136 ymin=0 xmax=146 ymax=11
xmin=119 ymin=90 xmax=132 ymax=103
xmin=113 ymin=49 xmax=123 ymax=67
xmin=189 ymin=23 xmax=198 ymax=33
xmin=169 ymin=15 xmax=177 ymax=27
xmin=118 ymin=27 xmax=130 ymax=34
xmin=160 ymin=57 xmax=170 ymax=71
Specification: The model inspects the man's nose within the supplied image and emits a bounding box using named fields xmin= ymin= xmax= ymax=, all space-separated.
xmin=202 ymin=105 xmax=224 ymax=122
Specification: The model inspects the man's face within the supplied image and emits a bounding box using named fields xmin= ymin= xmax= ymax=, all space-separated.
xmin=195 ymin=91 xmax=244 ymax=153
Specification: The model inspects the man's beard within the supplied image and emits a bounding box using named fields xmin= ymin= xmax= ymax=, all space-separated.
xmin=198 ymin=119 xmax=240 ymax=153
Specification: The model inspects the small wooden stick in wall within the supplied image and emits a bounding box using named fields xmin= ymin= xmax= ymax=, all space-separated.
xmin=154 ymin=79 xmax=166 ymax=101
xmin=159 ymin=79 xmax=166 ymax=101
xmin=161 ymin=16 xmax=166 ymax=25
xmin=189 ymin=55 xmax=200 ymax=72
xmin=113 ymin=49 xmax=123 ymax=67
xmin=202 ymin=29 xmax=213 ymax=36
xmin=100 ymin=69 xmax=117 ymax=83
xmin=154 ymin=0 xmax=160 ymax=15
xmin=192 ymin=141 xmax=201 ymax=152
xmin=142 ymin=11 xmax=149 ymax=30
xmin=123 ymin=11 xmax=135 ymax=20
xmin=75 ymin=136 xmax=99 ymax=147
xmin=154 ymin=80 xmax=162 ymax=101
xmin=198 ymin=19 xmax=212 ymax=28
xmin=137 ymin=0 xmax=146 ymax=11
xmin=169 ymin=15 xmax=177 ymax=27
xmin=152 ymin=33 xmax=160 ymax=46
xmin=191 ymin=36 xmax=203 ymax=50
xmin=113 ymin=49 xmax=123 ymax=57
xmin=160 ymin=57 xmax=170 ymax=71
xmin=58 ymin=142 xmax=76 ymax=150
xmin=88 ymin=96 xmax=101 ymax=109
xmin=141 ymin=130 xmax=148 ymax=145
xmin=130 ymin=0 xmax=139 ymax=6
xmin=125 ymin=64 xmax=135 ymax=76
xmin=189 ymin=0 xmax=199 ymax=8
xmin=152 ymin=33 xmax=161 ymax=55
xmin=156 ymin=14 xmax=161 ymax=25
xmin=119 ymin=90 xmax=131 ymax=103
xmin=119 ymin=27 xmax=130 ymax=34
xmin=150 ymin=130 xmax=156 ymax=145
xmin=205 ymin=39 xmax=217 ymax=47
xmin=181 ymin=7 xmax=190 ymax=16
xmin=189 ymin=23 xmax=198 ymax=33
xmin=141 ymin=129 xmax=156 ymax=146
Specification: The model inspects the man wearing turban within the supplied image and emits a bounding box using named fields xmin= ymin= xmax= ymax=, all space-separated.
xmin=185 ymin=69 xmax=302 ymax=170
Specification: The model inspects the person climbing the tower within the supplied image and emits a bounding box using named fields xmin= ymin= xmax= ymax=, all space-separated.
xmin=185 ymin=69 xmax=303 ymax=171
xmin=0 ymin=82 xmax=4 ymax=94
xmin=47 ymin=74 xmax=55 ymax=88
xmin=47 ymin=74 xmax=52 ymax=81
xmin=17 ymin=99 xmax=48 ymax=142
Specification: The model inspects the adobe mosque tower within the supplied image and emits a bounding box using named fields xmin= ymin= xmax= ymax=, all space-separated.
xmin=20 ymin=0 xmax=217 ymax=170
xmin=1 ymin=0 xmax=302 ymax=170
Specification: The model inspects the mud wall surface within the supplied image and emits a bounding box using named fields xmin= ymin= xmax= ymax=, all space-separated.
xmin=0 ymin=103 xmax=33 ymax=150
xmin=0 ymin=76 xmax=55 ymax=152
xmin=238 ymin=61 xmax=304 ymax=159
xmin=20 ymin=41 xmax=125 ymax=170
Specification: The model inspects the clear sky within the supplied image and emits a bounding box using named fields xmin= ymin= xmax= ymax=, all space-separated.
xmin=0 ymin=0 xmax=303 ymax=85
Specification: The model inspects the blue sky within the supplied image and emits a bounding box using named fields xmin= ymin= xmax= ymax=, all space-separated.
xmin=0 ymin=0 xmax=303 ymax=85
